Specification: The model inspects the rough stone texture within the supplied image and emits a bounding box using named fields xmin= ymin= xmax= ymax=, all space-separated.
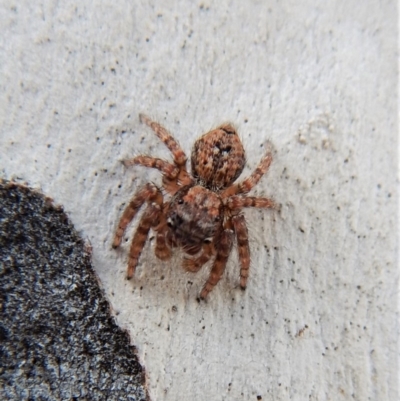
xmin=0 ymin=181 xmax=148 ymax=401
xmin=0 ymin=1 xmax=398 ymax=400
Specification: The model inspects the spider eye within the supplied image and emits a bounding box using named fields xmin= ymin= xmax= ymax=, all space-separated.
xmin=204 ymin=238 xmax=212 ymax=244
xmin=167 ymin=218 xmax=174 ymax=228
xmin=177 ymin=199 xmax=184 ymax=205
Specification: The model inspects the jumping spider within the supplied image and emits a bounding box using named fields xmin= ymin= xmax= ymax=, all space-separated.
xmin=113 ymin=114 xmax=277 ymax=299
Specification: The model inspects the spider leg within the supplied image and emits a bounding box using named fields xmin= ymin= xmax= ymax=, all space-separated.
xmin=227 ymin=195 xmax=277 ymax=210
xmin=123 ymin=156 xmax=179 ymax=180
xmin=182 ymin=242 xmax=215 ymax=272
xmin=232 ymin=215 xmax=250 ymax=289
xmin=139 ymin=113 xmax=187 ymax=167
xmin=221 ymin=141 xmax=273 ymax=198
xmin=139 ymin=114 xmax=194 ymax=188
xmin=199 ymin=229 xmax=234 ymax=299
xmin=123 ymin=156 xmax=187 ymax=194
xmin=127 ymin=203 xmax=161 ymax=279
xmin=113 ymin=183 xmax=162 ymax=248
xmin=154 ymin=217 xmax=172 ymax=261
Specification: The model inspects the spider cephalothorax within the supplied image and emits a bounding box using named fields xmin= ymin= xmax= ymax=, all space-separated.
xmin=113 ymin=114 xmax=276 ymax=299
xmin=165 ymin=185 xmax=222 ymax=255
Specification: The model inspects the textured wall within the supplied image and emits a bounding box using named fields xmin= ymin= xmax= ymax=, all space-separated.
xmin=0 ymin=1 xmax=397 ymax=400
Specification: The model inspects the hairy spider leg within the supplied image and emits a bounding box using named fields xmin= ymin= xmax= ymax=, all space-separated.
xmin=123 ymin=156 xmax=179 ymax=179
xmin=227 ymin=195 xmax=276 ymax=210
xmin=221 ymin=141 xmax=273 ymax=198
xmin=127 ymin=203 xmax=161 ymax=279
xmin=200 ymin=229 xmax=234 ymax=299
xmin=154 ymin=215 xmax=172 ymax=261
xmin=113 ymin=183 xmax=163 ymax=248
xmin=232 ymin=215 xmax=251 ymax=289
xmin=139 ymin=114 xmax=193 ymax=188
xmin=228 ymin=195 xmax=277 ymax=290
xmin=139 ymin=113 xmax=187 ymax=166
xmin=123 ymin=156 xmax=184 ymax=194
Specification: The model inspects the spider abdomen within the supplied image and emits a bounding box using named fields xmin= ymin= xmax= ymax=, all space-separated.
xmin=191 ymin=124 xmax=245 ymax=190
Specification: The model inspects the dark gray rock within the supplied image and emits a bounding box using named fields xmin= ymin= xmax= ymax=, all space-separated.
xmin=0 ymin=181 xmax=149 ymax=401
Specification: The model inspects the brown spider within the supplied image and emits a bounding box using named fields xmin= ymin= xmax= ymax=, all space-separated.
xmin=113 ymin=114 xmax=277 ymax=299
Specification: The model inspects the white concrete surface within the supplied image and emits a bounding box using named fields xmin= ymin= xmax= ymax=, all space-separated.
xmin=1 ymin=1 xmax=397 ymax=400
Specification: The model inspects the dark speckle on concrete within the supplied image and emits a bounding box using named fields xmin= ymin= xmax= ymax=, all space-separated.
xmin=0 ymin=181 xmax=149 ymax=401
